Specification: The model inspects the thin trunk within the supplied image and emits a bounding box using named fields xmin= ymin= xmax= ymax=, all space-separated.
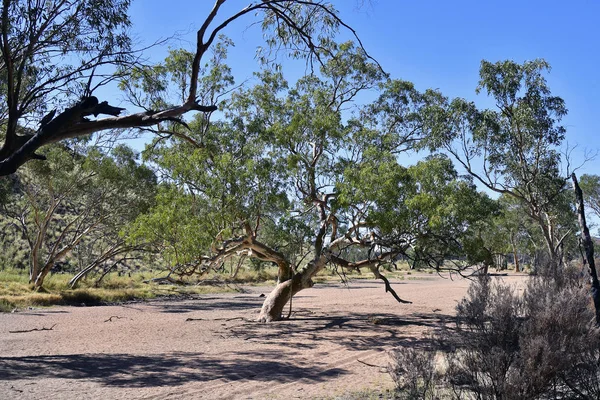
xmin=572 ymin=173 xmax=600 ymax=324
xmin=69 ymin=262 xmax=99 ymax=288
xmin=533 ymin=210 xmax=558 ymax=264
xmin=481 ymin=263 xmax=489 ymax=276
xmin=33 ymin=265 xmax=51 ymax=290
xmin=94 ymin=262 xmax=119 ymax=287
xmin=29 ymin=255 xmax=39 ymax=283
xmin=510 ymin=233 xmax=520 ymax=272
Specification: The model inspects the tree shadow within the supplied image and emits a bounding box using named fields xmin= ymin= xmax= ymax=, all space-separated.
xmin=222 ymin=311 xmax=452 ymax=352
xmin=154 ymin=295 xmax=264 ymax=314
xmin=0 ymin=352 xmax=347 ymax=387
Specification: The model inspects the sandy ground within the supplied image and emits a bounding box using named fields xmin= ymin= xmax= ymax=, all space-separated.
xmin=0 ymin=273 xmax=527 ymax=399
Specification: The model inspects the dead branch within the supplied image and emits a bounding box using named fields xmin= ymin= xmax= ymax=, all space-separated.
xmin=378 ymin=272 xmax=412 ymax=305
xmin=104 ymin=316 xmax=126 ymax=322
xmin=357 ymin=359 xmax=386 ymax=369
xmin=572 ymin=173 xmax=600 ymax=324
xmin=9 ymin=324 xmax=56 ymax=333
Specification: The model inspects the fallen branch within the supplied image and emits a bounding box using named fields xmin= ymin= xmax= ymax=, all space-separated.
xmin=144 ymin=276 xmax=185 ymax=285
xmin=104 ymin=316 xmax=126 ymax=322
xmin=9 ymin=324 xmax=56 ymax=333
xmin=219 ymin=317 xmax=246 ymax=322
xmin=357 ymin=359 xmax=385 ymax=368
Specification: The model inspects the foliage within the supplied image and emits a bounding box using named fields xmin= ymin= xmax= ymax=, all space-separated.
xmin=0 ymin=267 xmax=245 ymax=311
xmin=0 ymin=0 xmax=132 ymax=115
xmin=1 ymin=0 xmax=375 ymax=175
xmin=130 ymin=42 xmax=498 ymax=287
xmin=423 ymin=59 xmax=576 ymax=263
xmin=579 ymin=174 xmax=600 ymax=223
xmin=124 ymin=39 xmax=505 ymax=322
xmin=0 ymin=142 xmax=156 ymax=288
xmin=389 ymin=346 xmax=440 ymax=400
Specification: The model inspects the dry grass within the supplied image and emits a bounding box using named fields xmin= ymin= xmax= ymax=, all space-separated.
xmin=0 ymin=260 xmax=424 ymax=312
xmin=0 ymin=267 xmax=244 ymax=311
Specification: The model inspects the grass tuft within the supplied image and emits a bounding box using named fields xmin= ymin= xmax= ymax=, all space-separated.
xmin=0 ymin=298 xmax=15 ymax=312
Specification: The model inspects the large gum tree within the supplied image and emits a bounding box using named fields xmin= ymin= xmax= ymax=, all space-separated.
xmin=131 ymin=43 xmax=497 ymax=322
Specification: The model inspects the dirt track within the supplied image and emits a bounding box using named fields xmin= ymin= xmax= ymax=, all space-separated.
xmin=0 ymin=273 xmax=527 ymax=399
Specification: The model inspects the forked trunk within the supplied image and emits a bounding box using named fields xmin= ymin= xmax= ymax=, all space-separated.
xmin=33 ymin=264 xmax=52 ymax=290
xmin=258 ymin=254 xmax=330 ymax=322
xmin=276 ymin=260 xmax=292 ymax=284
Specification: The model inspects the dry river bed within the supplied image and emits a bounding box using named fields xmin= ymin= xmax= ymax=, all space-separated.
xmin=0 ymin=273 xmax=527 ymax=399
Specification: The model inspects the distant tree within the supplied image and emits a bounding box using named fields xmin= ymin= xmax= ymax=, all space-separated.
xmin=0 ymin=0 xmax=375 ymax=175
xmin=495 ymin=195 xmax=538 ymax=272
xmin=1 ymin=143 xmax=155 ymax=289
xmin=0 ymin=174 xmax=28 ymax=269
xmin=423 ymin=59 xmax=576 ymax=264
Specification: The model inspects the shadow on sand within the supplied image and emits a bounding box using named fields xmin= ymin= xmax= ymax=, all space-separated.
xmin=0 ymin=351 xmax=346 ymax=387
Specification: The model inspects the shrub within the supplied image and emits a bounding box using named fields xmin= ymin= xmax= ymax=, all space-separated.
xmin=390 ymin=268 xmax=600 ymax=399
xmin=388 ymin=346 xmax=440 ymax=400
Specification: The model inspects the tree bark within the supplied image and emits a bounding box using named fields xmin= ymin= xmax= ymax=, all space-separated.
xmin=257 ymin=252 xmax=330 ymax=322
xmin=572 ymin=173 xmax=600 ymax=324
xmin=33 ymin=266 xmax=51 ymax=290
xmin=257 ymin=273 xmax=311 ymax=322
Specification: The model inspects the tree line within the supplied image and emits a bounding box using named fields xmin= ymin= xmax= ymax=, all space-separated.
xmin=1 ymin=0 xmax=600 ymax=322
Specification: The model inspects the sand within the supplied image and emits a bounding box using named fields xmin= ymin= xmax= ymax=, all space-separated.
xmin=0 ymin=273 xmax=527 ymax=399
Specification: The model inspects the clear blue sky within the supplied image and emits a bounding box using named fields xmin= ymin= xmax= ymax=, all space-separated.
xmin=124 ymin=0 xmax=600 ymax=176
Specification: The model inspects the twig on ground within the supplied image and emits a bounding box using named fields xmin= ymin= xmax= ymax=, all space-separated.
xmin=9 ymin=324 xmax=56 ymax=333
xmin=357 ymin=359 xmax=385 ymax=368
xmin=104 ymin=316 xmax=126 ymax=322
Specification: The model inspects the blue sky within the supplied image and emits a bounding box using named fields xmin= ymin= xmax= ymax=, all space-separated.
xmin=124 ymin=0 xmax=600 ymax=176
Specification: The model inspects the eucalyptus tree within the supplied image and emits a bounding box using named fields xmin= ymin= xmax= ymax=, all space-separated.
xmin=1 ymin=143 xmax=155 ymax=289
xmin=132 ymin=43 xmax=497 ymax=322
xmin=423 ymin=60 xmax=575 ymax=264
xmin=0 ymin=0 xmax=375 ymax=176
